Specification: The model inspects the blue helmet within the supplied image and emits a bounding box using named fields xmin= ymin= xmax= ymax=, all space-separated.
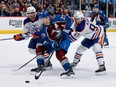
xmin=40 ymin=11 xmax=50 ymax=18
xmin=93 ymin=4 xmax=99 ymax=8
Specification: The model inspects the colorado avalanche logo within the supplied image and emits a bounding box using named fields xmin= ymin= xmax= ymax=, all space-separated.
xmin=41 ymin=33 xmax=46 ymax=38
xmin=74 ymin=32 xmax=80 ymax=37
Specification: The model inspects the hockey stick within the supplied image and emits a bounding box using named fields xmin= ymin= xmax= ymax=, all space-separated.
xmin=35 ymin=51 xmax=54 ymax=80
xmin=12 ymin=55 xmax=37 ymax=71
xmin=0 ymin=32 xmax=33 ymax=41
xmin=0 ymin=38 xmax=13 ymax=41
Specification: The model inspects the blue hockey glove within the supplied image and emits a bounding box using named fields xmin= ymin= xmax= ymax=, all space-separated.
xmin=63 ymin=29 xmax=73 ymax=35
xmin=33 ymin=31 xmax=41 ymax=38
xmin=52 ymin=42 xmax=60 ymax=50
xmin=30 ymin=26 xmax=39 ymax=32
xmin=30 ymin=26 xmax=41 ymax=38
xmin=63 ymin=29 xmax=70 ymax=34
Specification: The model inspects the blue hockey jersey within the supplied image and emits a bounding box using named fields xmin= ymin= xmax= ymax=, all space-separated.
xmin=37 ymin=14 xmax=72 ymax=44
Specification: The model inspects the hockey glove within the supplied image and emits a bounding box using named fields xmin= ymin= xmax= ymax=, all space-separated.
xmin=52 ymin=42 xmax=60 ymax=50
xmin=63 ymin=29 xmax=70 ymax=34
xmin=13 ymin=34 xmax=25 ymax=41
xmin=30 ymin=26 xmax=41 ymax=38
xmin=33 ymin=31 xmax=41 ymax=38
xmin=63 ymin=28 xmax=73 ymax=34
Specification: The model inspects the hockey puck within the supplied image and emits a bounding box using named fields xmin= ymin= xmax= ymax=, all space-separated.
xmin=25 ymin=80 xmax=30 ymax=83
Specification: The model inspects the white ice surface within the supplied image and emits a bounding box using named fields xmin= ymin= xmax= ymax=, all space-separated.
xmin=0 ymin=32 xmax=116 ymax=87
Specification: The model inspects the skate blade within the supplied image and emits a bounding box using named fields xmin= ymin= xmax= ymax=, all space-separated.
xmin=34 ymin=71 xmax=42 ymax=80
xmin=95 ymin=71 xmax=107 ymax=76
xmin=103 ymin=45 xmax=109 ymax=48
xmin=61 ymin=74 xmax=76 ymax=79
xmin=45 ymin=66 xmax=53 ymax=70
xmin=30 ymin=71 xmax=37 ymax=75
xmin=30 ymin=70 xmax=43 ymax=75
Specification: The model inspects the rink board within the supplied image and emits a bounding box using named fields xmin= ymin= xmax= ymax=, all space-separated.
xmin=0 ymin=17 xmax=116 ymax=34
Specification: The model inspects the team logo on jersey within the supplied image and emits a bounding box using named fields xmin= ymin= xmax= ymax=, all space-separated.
xmin=41 ymin=33 xmax=46 ymax=38
xmin=74 ymin=32 xmax=80 ymax=37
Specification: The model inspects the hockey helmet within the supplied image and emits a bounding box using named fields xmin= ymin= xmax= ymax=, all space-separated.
xmin=73 ymin=11 xmax=84 ymax=19
xmin=40 ymin=11 xmax=50 ymax=18
xmin=27 ymin=6 xmax=36 ymax=14
xmin=93 ymin=4 xmax=99 ymax=9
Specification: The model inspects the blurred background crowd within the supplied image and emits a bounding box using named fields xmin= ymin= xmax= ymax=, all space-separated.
xmin=0 ymin=0 xmax=116 ymax=17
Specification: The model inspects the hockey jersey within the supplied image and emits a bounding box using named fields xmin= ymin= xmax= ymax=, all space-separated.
xmin=69 ymin=19 xmax=104 ymax=43
xmin=37 ymin=14 xmax=72 ymax=44
xmin=23 ymin=14 xmax=42 ymax=34
xmin=51 ymin=14 xmax=72 ymax=30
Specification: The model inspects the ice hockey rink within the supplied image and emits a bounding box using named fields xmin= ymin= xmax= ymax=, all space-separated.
xmin=0 ymin=32 xmax=116 ymax=87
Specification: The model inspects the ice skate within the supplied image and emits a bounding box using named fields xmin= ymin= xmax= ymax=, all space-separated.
xmin=95 ymin=64 xmax=106 ymax=75
xmin=45 ymin=61 xmax=53 ymax=70
xmin=103 ymin=42 xmax=109 ymax=48
xmin=60 ymin=68 xmax=76 ymax=79
xmin=30 ymin=65 xmax=44 ymax=74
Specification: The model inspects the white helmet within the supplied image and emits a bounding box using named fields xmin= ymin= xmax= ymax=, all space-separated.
xmin=27 ymin=6 xmax=36 ymax=14
xmin=73 ymin=11 xmax=84 ymax=18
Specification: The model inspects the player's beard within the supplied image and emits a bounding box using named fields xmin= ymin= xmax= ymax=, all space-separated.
xmin=28 ymin=14 xmax=36 ymax=21
xmin=30 ymin=15 xmax=35 ymax=20
xmin=75 ymin=18 xmax=82 ymax=25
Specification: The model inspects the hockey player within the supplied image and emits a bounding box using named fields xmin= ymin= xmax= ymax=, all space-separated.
xmin=30 ymin=10 xmax=73 ymax=73
xmin=91 ymin=4 xmax=110 ymax=47
xmin=70 ymin=11 xmax=106 ymax=75
xmin=13 ymin=6 xmax=42 ymax=54
xmin=35 ymin=24 xmax=75 ymax=78
xmin=33 ymin=11 xmax=75 ymax=78
xmin=13 ymin=6 xmax=52 ymax=72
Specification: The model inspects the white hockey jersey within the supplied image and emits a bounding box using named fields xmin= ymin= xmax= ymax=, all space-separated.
xmin=23 ymin=14 xmax=42 ymax=36
xmin=69 ymin=19 xmax=104 ymax=43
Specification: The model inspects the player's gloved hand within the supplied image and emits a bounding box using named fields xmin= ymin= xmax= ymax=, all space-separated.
xmin=33 ymin=31 xmax=41 ymax=38
xmin=13 ymin=34 xmax=25 ymax=41
xmin=105 ymin=23 xmax=110 ymax=28
xmin=30 ymin=26 xmax=39 ymax=33
xmin=52 ymin=42 xmax=60 ymax=50
xmin=30 ymin=26 xmax=41 ymax=38
xmin=63 ymin=29 xmax=73 ymax=35
xmin=63 ymin=29 xmax=70 ymax=34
